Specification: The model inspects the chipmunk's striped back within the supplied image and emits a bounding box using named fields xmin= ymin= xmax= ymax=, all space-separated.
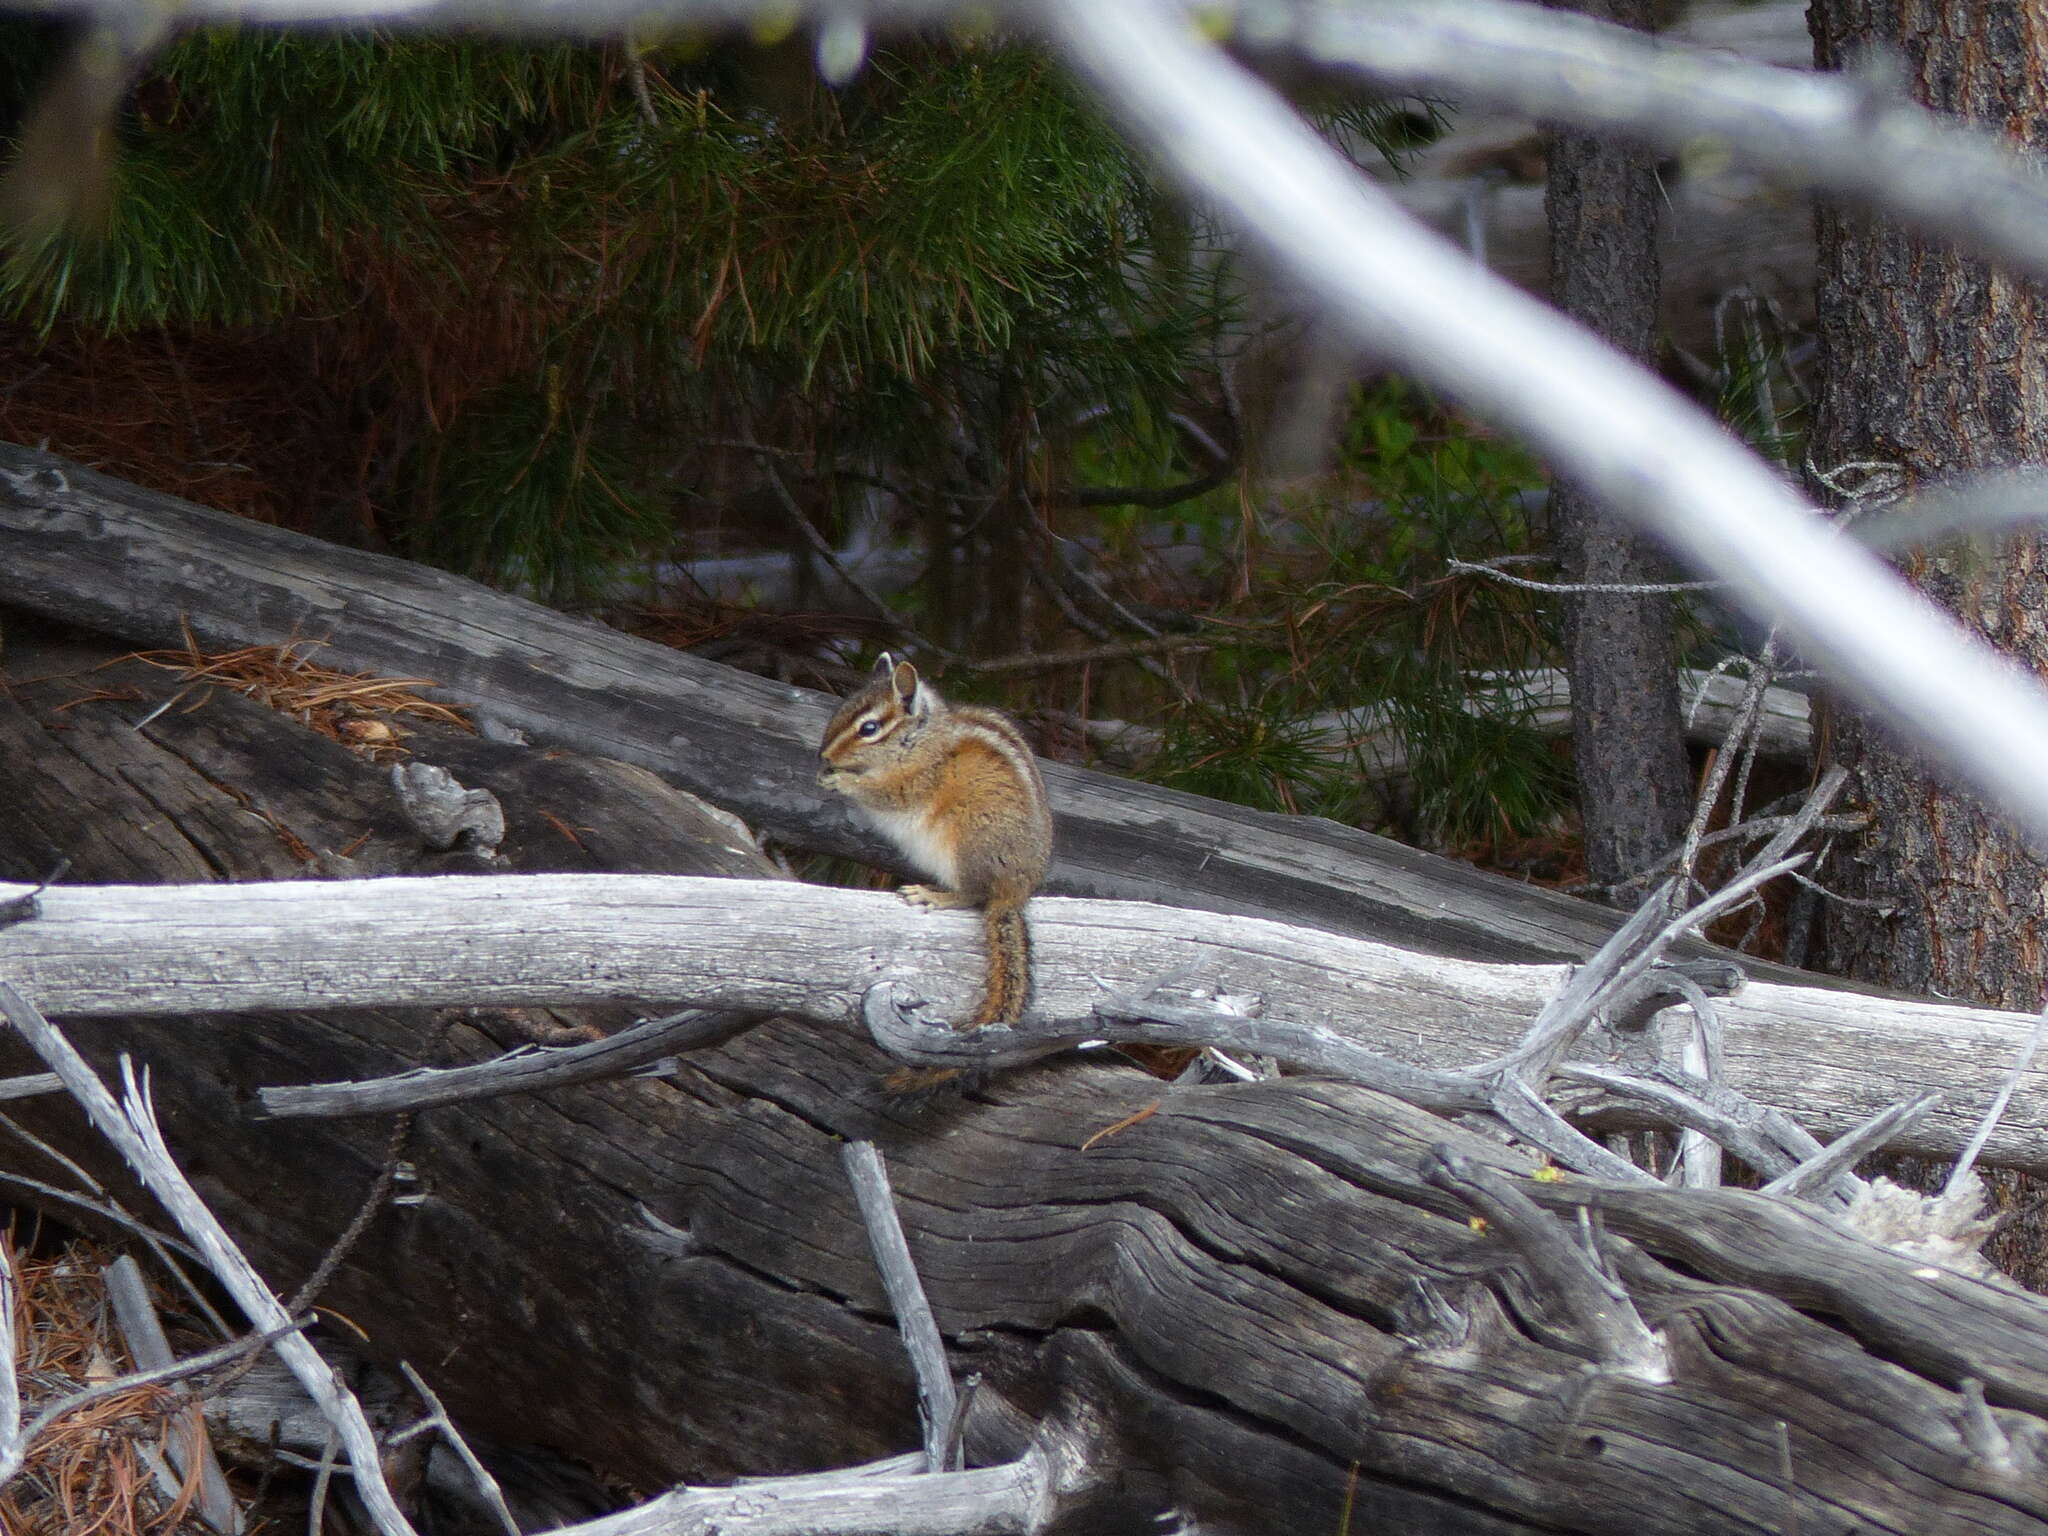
xmin=816 ymin=654 xmax=1053 ymax=1081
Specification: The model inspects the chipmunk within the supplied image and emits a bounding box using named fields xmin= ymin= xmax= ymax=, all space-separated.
xmin=817 ymin=653 xmax=1053 ymax=1089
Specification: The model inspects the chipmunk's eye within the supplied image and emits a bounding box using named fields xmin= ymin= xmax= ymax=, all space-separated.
xmin=859 ymin=719 xmax=881 ymax=737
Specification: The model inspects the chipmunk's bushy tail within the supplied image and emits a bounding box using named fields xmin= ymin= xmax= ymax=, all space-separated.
xmin=971 ymin=899 xmax=1031 ymax=1028
xmin=883 ymin=899 xmax=1031 ymax=1095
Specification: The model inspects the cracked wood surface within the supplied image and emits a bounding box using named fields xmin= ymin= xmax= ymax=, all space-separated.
xmin=0 ymin=635 xmax=2046 ymax=1532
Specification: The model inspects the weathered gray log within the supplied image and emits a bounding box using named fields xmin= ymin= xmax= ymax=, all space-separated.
xmin=0 ymin=441 xmax=1669 ymax=966
xmin=1078 ymin=666 xmax=1815 ymax=778
xmin=3 ymin=636 xmax=2048 ymax=1533
xmin=8 ymin=870 xmax=2048 ymax=1169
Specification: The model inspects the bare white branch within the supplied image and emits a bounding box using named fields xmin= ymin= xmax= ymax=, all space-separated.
xmin=841 ymin=1142 xmax=960 ymax=1473
xmin=542 ymin=1445 xmax=1056 ymax=1536
xmin=0 ymin=983 xmax=422 ymax=1536
xmin=104 ymin=1254 xmax=243 ymax=1534
xmin=395 ymin=1362 xmax=523 ymax=1536
xmin=258 ymin=1007 xmax=768 ymax=1119
xmin=7 ymin=874 xmax=2048 ymax=1169
xmin=1286 ymin=0 xmax=2048 ymax=286
xmin=1759 ymin=1092 xmax=1942 ymax=1201
xmin=1945 ymin=1002 xmax=2048 ymax=1198
xmin=0 ymin=1234 xmax=19 ymax=1488
xmin=1050 ymin=0 xmax=2048 ymax=853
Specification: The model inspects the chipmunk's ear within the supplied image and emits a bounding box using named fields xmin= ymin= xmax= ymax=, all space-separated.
xmin=870 ymin=651 xmax=896 ymax=681
xmin=890 ymin=659 xmax=925 ymax=714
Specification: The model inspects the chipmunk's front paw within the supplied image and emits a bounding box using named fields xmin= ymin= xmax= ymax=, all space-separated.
xmin=899 ymin=883 xmax=972 ymax=912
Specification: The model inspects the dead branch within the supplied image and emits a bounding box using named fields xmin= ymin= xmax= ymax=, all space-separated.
xmin=0 ymin=982 xmax=421 ymax=1536
xmin=258 ymin=1007 xmax=770 ymax=1119
xmin=841 ymin=1141 xmax=959 ymax=1474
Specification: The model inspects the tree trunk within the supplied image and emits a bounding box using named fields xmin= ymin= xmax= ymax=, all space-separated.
xmin=1806 ymin=0 xmax=2048 ymax=1284
xmin=1807 ymin=1 xmax=2048 ymax=1010
xmin=1545 ymin=0 xmax=1695 ymax=897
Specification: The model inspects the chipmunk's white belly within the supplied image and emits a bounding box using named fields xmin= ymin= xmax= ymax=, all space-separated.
xmin=862 ymin=805 xmax=957 ymax=887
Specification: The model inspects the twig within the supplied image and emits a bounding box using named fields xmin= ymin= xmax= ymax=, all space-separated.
xmin=289 ymin=1113 xmax=411 ymax=1316
xmin=4 ymin=1316 xmax=311 ymax=1484
xmin=1733 ymin=767 xmax=1850 ymax=882
xmin=1722 ymin=663 xmax=1781 ymax=853
xmin=257 ymin=1008 xmax=770 ymax=1118
xmin=1783 ymin=864 xmax=1895 ymax=913
xmin=866 ymin=983 xmax=1492 ymax=1114
xmin=1555 ymin=1063 xmax=1815 ymax=1194
xmin=394 ymin=1362 xmax=522 ymax=1536
xmin=103 ymin=1254 xmax=242 ymax=1534
xmin=840 ymin=1140 xmax=959 ymax=1472
xmin=1669 ymin=972 xmax=1724 ymax=1191
xmin=1288 ymin=0 xmax=2048 ymax=290
xmin=1758 ymin=1092 xmax=1941 ymax=1201
xmin=1024 ymin=537 xmax=1185 ymax=690
xmin=0 ymin=857 xmax=65 ymax=930
xmin=1944 ymin=1002 xmax=2048 ymax=1199
xmin=0 ymin=1107 xmax=233 ymax=1337
xmin=308 ymin=1430 xmax=340 ymax=1536
xmin=543 ymin=1444 xmax=1056 ymax=1536
xmin=1679 ymin=637 xmax=1781 ymax=887
xmin=625 ymin=48 xmax=658 ymax=127
xmin=1631 ymin=859 xmax=1804 ymax=994
xmin=175 ymin=1113 xmax=417 ymax=1426
xmin=1446 ymin=554 xmax=1721 ymax=595
xmin=1475 ymin=885 xmax=1674 ymax=1087
xmin=1490 ymin=1078 xmax=1657 ymax=1186
xmin=0 ymin=1168 xmax=203 ymax=1268
xmin=1066 ymin=464 xmax=1233 ymax=511
xmin=0 ymin=981 xmax=423 ymax=1536
xmin=1051 ymin=0 xmax=2048 ymax=860
xmin=1062 ymin=404 xmax=1238 ymax=512
xmin=728 ymin=430 xmax=948 ymax=659
xmin=873 ymin=977 xmax=1755 ymax=1187
xmin=0 ymin=1235 xmax=19 ymax=1486
xmin=1479 ymin=862 xmax=1796 ymax=1136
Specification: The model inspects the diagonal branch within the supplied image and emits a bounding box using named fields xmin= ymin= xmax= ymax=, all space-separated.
xmin=1048 ymin=0 xmax=2048 ymax=856
xmin=0 ymin=981 xmax=421 ymax=1536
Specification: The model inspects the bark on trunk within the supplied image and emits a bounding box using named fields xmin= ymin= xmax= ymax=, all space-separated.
xmin=1545 ymin=0 xmax=1695 ymax=896
xmin=1808 ymin=0 xmax=2048 ymax=1009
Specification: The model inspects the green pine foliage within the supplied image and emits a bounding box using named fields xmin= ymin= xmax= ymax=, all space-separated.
xmin=1150 ymin=381 xmax=1572 ymax=849
xmin=0 ymin=28 xmax=1225 ymax=598
xmin=0 ymin=27 xmax=1567 ymax=856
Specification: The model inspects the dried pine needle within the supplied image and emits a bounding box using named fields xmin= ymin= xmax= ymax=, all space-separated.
xmin=124 ymin=635 xmax=473 ymax=756
xmin=0 ymin=1233 xmax=220 ymax=1536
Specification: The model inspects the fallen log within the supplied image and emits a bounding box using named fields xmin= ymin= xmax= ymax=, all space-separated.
xmin=2 ymin=631 xmax=2048 ymax=1535
xmin=1080 ymin=665 xmax=1814 ymax=776
xmin=4 ymin=871 xmax=2046 ymax=1170
xmin=0 ymin=440 xmax=1672 ymax=966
